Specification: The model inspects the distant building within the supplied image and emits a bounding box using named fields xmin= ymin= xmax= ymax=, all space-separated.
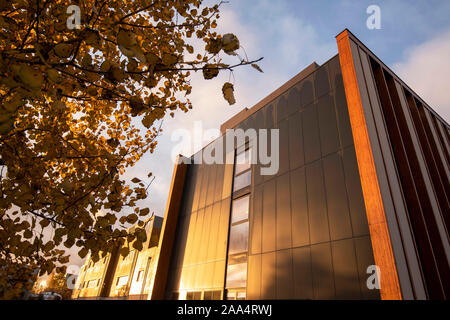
xmin=72 ymin=215 xmax=162 ymax=300
xmin=148 ymin=30 xmax=450 ymax=300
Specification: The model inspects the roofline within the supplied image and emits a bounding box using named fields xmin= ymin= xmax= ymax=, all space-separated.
xmin=336 ymin=29 xmax=449 ymax=128
xmin=220 ymin=62 xmax=320 ymax=133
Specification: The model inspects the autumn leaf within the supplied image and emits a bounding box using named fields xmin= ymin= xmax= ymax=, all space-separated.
xmin=139 ymin=208 xmax=150 ymax=216
xmin=222 ymin=33 xmax=240 ymax=54
xmin=53 ymin=43 xmax=73 ymax=58
xmin=162 ymin=53 xmax=178 ymax=66
xmin=222 ymin=82 xmax=236 ymax=105
xmin=132 ymin=240 xmax=143 ymax=251
xmin=202 ymin=64 xmax=219 ymax=80
xmin=251 ymin=64 xmax=264 ymax=73
xmin=78 ymin=248 xmax=88 ymax=259
xmin=119 ymin=247 xmax=130 ymax=258
xmin=126 ymin=213 xmax=138 ymax=224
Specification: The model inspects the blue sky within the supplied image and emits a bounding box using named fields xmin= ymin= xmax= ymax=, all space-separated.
xmin=223 ymin=0 xmax=450 ymax=78
xmin=69 ymin=0 xmax=450 ymax=267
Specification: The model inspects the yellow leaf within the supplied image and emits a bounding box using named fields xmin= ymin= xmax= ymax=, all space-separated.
xmin=117 ymin=29 xmax=136 ymax=48
xmin=53 ymin=43 xmax=73 ymax=58
xmin=119 ymin=246 xmax=129 ymax=257
xmin=222 ymin=33 xmax=239 ymax=54
xmin=202 ymin=64 xmax=219 ymax=80
xmin=222 ymin=82 xmax=236 ymax=105
xmin=126 ymin=213 xmax=138 ymax=224
xmin=78 ymin=248 xmax=88 ymax=259
xmin=139 ymin=208 xmax=150 ymax=216
xmin=162 ymin=53 xmax=178 ymax=66
xmin=251 ymin=64 xmax=264 ymax=73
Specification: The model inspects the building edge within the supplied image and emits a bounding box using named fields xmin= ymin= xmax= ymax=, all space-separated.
xmin=148 ymin=155 xmax=188 ymax=299
xmin=336 ymin=30 xmax=402 ymax=300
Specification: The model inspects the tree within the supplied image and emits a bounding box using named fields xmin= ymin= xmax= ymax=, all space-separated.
xmin=40 ymin=270 xmax=72 ymax=299
xmin=0 ymin=0 xmax=262 ymax=298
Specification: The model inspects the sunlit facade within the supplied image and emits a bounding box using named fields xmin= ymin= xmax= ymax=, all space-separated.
xmin=72 ymin=215 xmax=162 ymax=300
xmin=149 ymin=30 xmax=450 ymax=300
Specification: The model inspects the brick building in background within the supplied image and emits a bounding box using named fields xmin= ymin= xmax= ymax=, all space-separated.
xmin=148 ymin=30 xmax=449 ymax=300
xmin=72 ymin=215 xmax=162 ymax=300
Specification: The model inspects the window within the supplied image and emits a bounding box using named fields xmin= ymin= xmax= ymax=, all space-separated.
xmin=233 ymin=148 xmax=252 ymax=192
xmin=186 ymin=291 xmax=202 ymax=300
xmin=136 ymin=270 xmax=143 ymax=282
xmin=116 ymin=276 xmax=129 ymax=287
xmin=233 ymin=170 xmax=251 ymax=192
xmin=186 ymin=292 xmax=194 ymax=300
xmin=212 ymin=291 xmax=222 ymax=300
xmin=226 ymin=289 xmax=246 ymax=300
xmin=204 ymin=290 xmax=222 ymax=300
xmin=237 ymin=292 xmax=246 ymax=300
xmin=225 ymin=146 xmax=252 ymax=298
xmin=231 ymin=196 xmax=249 ymax=223
xmin=235 ymin=149 xmax=252 ymax=175
xmin=228 ymin=222 xmax=249 ymax=255
xmin=87 ymin=279 xmax=97 ymax=288
xmin=226 ymin=263 xmax=247 ymax=288
xmin=203 ymin=291 xmax=213 ymax=300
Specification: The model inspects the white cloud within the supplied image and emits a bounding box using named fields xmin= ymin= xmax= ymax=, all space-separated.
xmin=393 ymin=29 xmax=450 ymax=123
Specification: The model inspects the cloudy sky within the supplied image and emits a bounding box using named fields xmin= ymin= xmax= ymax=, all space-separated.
xmin=68 ymin=0 xmax=450 ymax=267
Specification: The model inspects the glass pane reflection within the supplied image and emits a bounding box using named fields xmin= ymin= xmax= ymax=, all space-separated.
xmin=226 ymin=263 xmax=247 ymax=288
xmin=235 ymin=149 xmax=251 ymax=175
xmin=231 ymin=196 xmax=249 ymax=223
xmin=233 ymin=170 xmax=251 ymax=192
xmin=228 ymin=222 xmax=249 ymax=255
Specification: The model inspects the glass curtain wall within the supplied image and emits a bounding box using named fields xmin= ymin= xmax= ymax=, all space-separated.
xmin=225 ymin=146 xmax=251 ymax=300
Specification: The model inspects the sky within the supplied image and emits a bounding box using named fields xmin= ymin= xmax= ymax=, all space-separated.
xmin=69 ymin=0 xmax=450 ymax=267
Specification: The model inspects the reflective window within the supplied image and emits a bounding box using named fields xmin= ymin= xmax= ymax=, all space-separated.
xmin=228 ymin=252 xmax=247 ymax=265
xmin=116 ymin=275 xmax=128 ymax=287
xmin=237 ymin=291 xmax=246 ymax=300
xmin=233 ymin=170 xmax=251 ymax=192
xmin=136 ymin=270 xmax=143 ymax=282
xmin=204 ymin=290 xmax=222 ymax=300
xmin=226 ymin=263 xmax=247 ymax=288
xmin=228 ymin=222 xmax=249 ymax=255
xmin=231 ymin=196 xmax=249 ymax=223
xmin=235 ymin=149 xmax=252 ymax=175
xmin=87 ymin=279 xmax=97 ymax=288
xmin=186 ymin=291 xmax=202 ymax=300
xmin=225 ymin=146 xmax=252 ymax=296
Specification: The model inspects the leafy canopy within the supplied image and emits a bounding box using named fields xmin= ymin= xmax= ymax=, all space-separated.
xmin=0 ymin=0 xmax=262 ymax=298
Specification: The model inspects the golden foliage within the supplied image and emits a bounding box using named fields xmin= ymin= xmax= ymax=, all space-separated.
xmin=0 ymin=0 xmax=262 ymax=299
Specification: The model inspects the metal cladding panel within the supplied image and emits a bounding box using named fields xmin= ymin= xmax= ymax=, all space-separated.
xmin=337 ymin=29 xmax=450 ymax=300
xmin=164 ymin=50 xmax=378 ymax=300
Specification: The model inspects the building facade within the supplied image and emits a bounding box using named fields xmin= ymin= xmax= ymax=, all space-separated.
xmin=149 ymin=30 xmax=450 ymax=300
xmin=72 ymin=215 xmax=162 ymax=300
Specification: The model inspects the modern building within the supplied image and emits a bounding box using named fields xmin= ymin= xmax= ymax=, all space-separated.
xmin=149 ymin=29 xmax=450 ymax=300
xmin=72 ymin=215 xmax=162 ymax=300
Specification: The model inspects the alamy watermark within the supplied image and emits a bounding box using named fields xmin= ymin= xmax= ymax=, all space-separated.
xmin=366 ymin=5 xmax=381 ymax=30
xmin=66 ymin=5 xmax=81 ymax=30
xmin=171 ymin=121 xmax=280 ymax=176
xmin=65 ymin=264 xmax=80 ymax=289
xmin=367 ymin=265 xmax=381 ymax=290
